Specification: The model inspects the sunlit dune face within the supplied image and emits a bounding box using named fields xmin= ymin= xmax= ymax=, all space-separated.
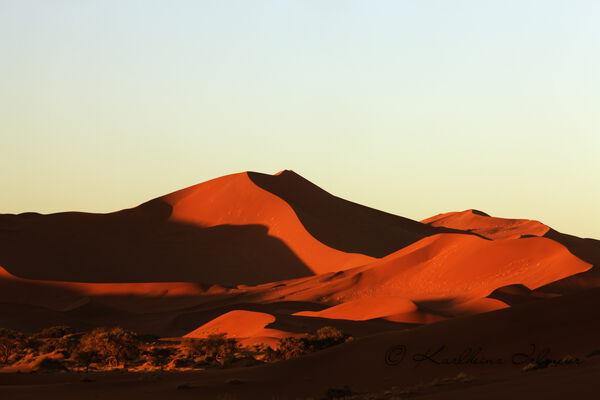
xmin=162 ymin=171 xmax=375 ymax=274
xmin=422 ymin=209 xmax=551 ymax=240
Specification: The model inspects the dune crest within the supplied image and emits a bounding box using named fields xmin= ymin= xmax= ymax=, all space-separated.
xmin=422 ymin=209 xmax=550 ymax=239
xmin=161 ymin=171 xmax=375 ymax=275
xmin=184 ymin=310 xmax=298 ymax=347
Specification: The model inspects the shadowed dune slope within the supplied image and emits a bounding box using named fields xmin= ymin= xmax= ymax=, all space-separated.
xmin=159 ymin=171 xmax=375 ymax=275
xmin=0 ymin=202 xmax=313 ymax=285
xmin=2 ymin=227 xmax=588 ymax=338
xmin=3 ymin=170 xmax=453 ymax=284
xmin=248 ymin=170 xmax=463 ymax=257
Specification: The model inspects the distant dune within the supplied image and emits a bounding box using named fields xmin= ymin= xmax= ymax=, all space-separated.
xmin=422 ymin=209 xmax=551 ymax=239
xmin=422 ymin=208 xmax=600 ymax=295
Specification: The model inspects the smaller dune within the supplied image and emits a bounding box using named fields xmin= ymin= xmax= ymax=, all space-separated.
xmin=422 ymin=209 xmax=550 ymax=239
xmin=183 ymin=310 xmax=299 ymax=347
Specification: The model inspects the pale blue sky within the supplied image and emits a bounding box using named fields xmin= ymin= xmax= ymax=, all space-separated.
xmin=1 ymin=1 xmax=599 ymax=238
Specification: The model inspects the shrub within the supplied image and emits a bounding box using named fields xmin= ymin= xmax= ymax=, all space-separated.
xmin=145 ymin=347 xmax=176 ymax=369
xmin=181 ymin=333 xmax=240 ymax=366
xmin=73 ymin=350 xmax=101 ymax=371
xmin=32 ymin=326 xmax=75 ymax=339
xmin=272 ymin=326 xmax=350 ymax=361
xmin=276 ymin=337 xmax=312 ymax=360
xmin=0 ymin=328 xmax=25 ymax=365
xmin=38 ymin=333 xmax=82 ymax=357
xmin=312 ymin=326 xmax=348 ymax=350
xmin=78 ymin=327 xmax=141 ymax=367
xmin=35 ymin=356 xmax=67 ymax=371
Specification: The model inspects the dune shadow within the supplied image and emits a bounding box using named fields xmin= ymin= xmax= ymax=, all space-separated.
xmin=264 ymin=313 xmax=419 ymax=337
xmin=248 ymin=171 xmax=473 ymax=257
xmin=544 ymin=229 xmax=600 ymax=269
xmin=487 ymin=284 xmax=543 ymax=306
xmin=0 ymin=199 xmax=313 ymax=285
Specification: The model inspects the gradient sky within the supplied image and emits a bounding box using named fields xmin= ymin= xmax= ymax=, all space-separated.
xmin=1 ymin=0 xmax=599 ymax=238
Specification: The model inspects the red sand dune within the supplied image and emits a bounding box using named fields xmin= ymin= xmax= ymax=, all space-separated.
xmin=3 ymin=226 xmax=589 ymax=335
xmin=0 ymin=171 xmax=459 ymax=286
xmin=183 ymin=310 xmax=300 ymax=347
xmin=1 ymin=170 xmax=600 ymax=398
xmin=161 ymin=171 xmax=375 ymax=275
xmin=422 ymin=209 xmax=600 ymax=295
xmin=286 ymin=233 xmax=590 ymax=322
xmin=422 ymin=209 xmax=551 ymax=240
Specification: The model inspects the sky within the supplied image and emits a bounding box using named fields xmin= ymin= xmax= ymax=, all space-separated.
xmin=1 ymin=0 xmax=599 ymax=238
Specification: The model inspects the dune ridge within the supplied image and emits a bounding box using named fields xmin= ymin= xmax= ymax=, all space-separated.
xmin=1 ymin=169 xmax=599 ymax=395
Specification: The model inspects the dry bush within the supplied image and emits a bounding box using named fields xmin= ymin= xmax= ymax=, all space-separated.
xmin=276 ymin=337 xmax=313 ymax=360
xmin=145 ymin=347 xmax=176 ymax=369
xmin=273 ymin=326 xmax=350 ymax=361
xmin=78 ymin=327 xmax=141 ymax=367
xmin=72 ymin=350 xmax=101 ymax=371
xmin=312 ymin=326 xmax=348 ymax=350
xmin=180 ymin=333 xmax=240 ymax=367
xmin=38 ymin=333 xmax=82 ymax=357
xmin=32 ymin=325 xmax=75 ymax=339
xmin=0 ymin=328 xmax=25 ymax=365
xmin=35 ymin=356 xmax=68 ymax=371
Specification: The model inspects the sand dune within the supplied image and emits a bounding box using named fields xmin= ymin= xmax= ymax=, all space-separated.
xmin=183 ymin=310 xmax=299 ymax=347
xmin=422 ymin=209 xmax=551 ymax=239
xmin=0 ymin=230 xmax=591 ymax=338
xmin=422 ymin=209 xmax=600 ymax=295
xmin=160 ymin=171 xmax=376 ymax=275
xmin=247 ymin=170 xmax=459 ymax=256
xmin=0 ymin=171 xmax=479 ymax=286
xmin=1 ymin=170 xmax=599 ymax=399
xmin=284 ymin=233 xmax=590 ymax=322
xmin=422 ymin=209 xmax=600 ymax=267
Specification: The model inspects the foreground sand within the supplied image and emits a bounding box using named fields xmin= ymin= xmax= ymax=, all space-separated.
xmin=2 ymin=288 xmax=600 ymax=399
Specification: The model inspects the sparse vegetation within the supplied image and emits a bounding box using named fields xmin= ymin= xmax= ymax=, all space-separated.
xmin=32 ymin=325 xmax=75 ymax=339
xmin=272 ymin=326 xmax=350 ymax=361
xmin=180 ymin=333 xmax=240 ymax=367
xmin=78 ymin=327 xmax=141 ymax=367
xmin=0 ymin=324 xmax=352 ymax=372
xmin=0 ymin=328 xmax=25 ymax=365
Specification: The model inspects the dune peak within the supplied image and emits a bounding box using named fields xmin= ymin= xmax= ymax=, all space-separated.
xmin=467 ymin=209 xmax=490 ymax=217
xmin=274 ymin=169 xmax=296 ymax=176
